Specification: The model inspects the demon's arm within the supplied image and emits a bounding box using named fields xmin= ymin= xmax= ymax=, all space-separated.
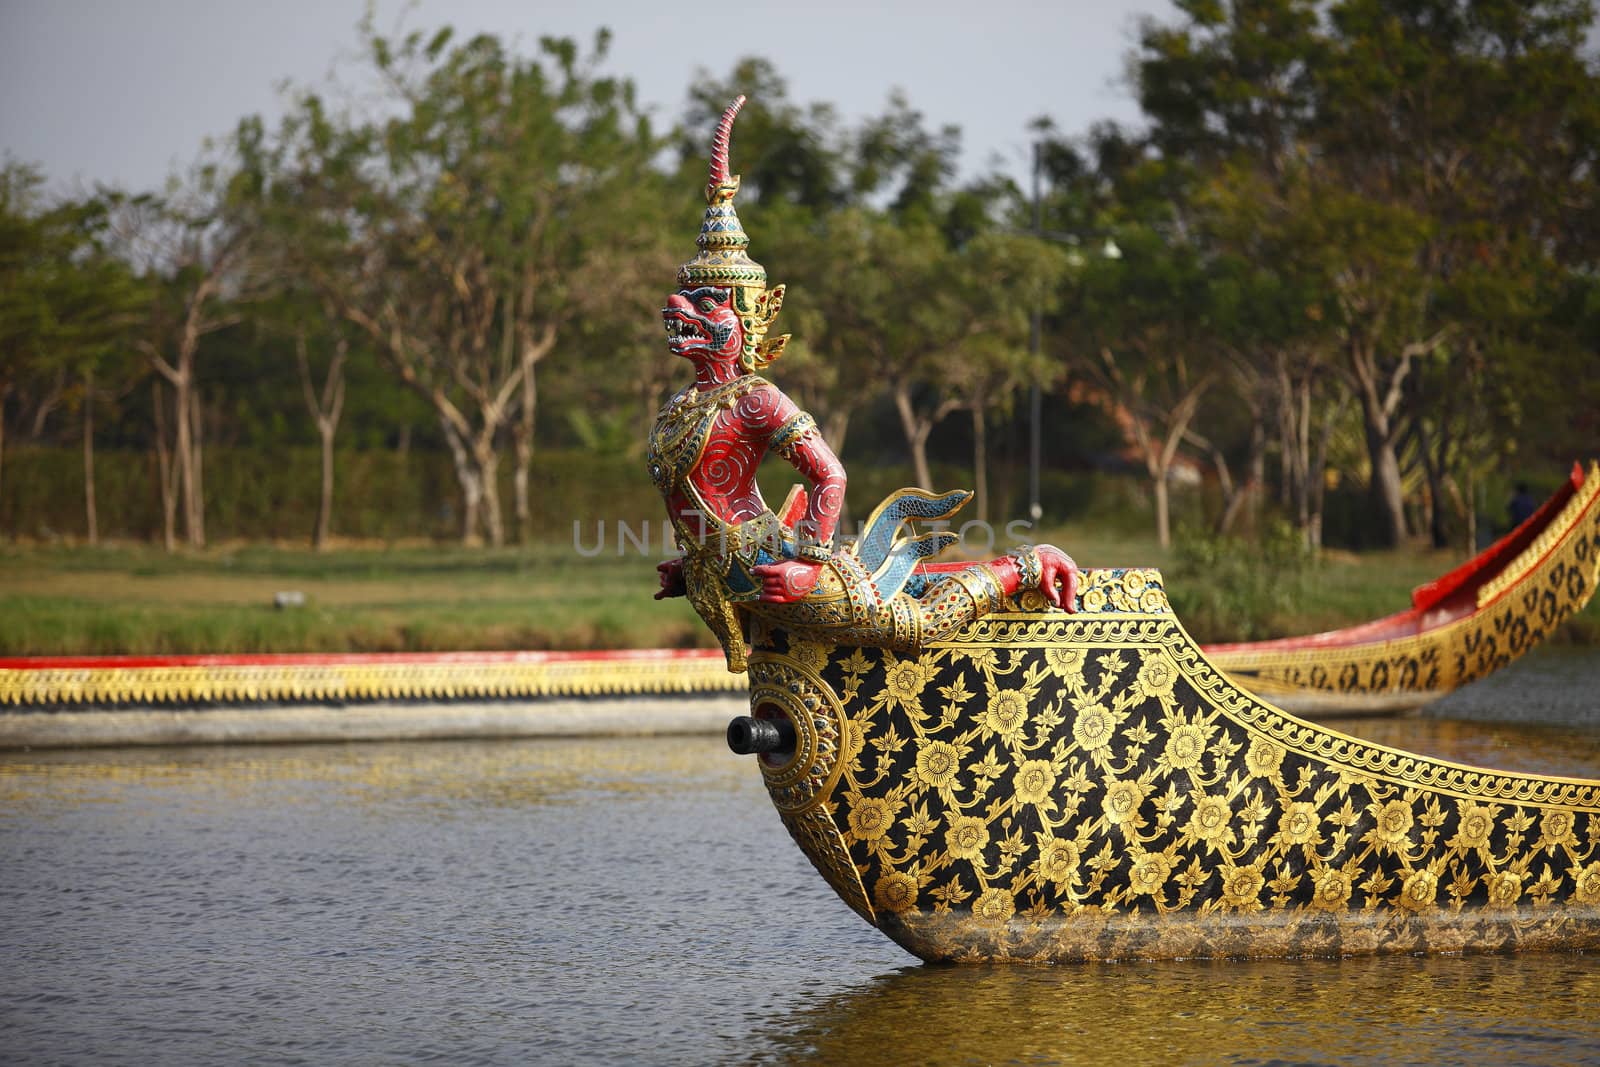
xmin=748 ymin=390 xmax=845 ymax=603
xmin=915 ymin=551 xmax=1080 ymax=611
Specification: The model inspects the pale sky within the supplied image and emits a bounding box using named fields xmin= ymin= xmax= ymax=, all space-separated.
xmin=0 ymin=0 xmax=1176 ymax=195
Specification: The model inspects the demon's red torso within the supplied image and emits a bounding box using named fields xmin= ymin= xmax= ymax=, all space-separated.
xmin=658 ymin=379 xmax=844 ymax=543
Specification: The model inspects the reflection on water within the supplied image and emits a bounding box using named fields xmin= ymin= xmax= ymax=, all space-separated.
xmin=762 ymin=955 xmax=1600 ymax=1066
xmin=2 ymin=658 xmax=1599 ymax=1065
xmin=1425 ymin=647 xmax=1600 ymax=726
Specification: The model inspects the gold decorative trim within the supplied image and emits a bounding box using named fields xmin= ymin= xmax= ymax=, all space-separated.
xmin=0 ymin=654 xmax=745 ymax=708
xmin=782 ymin=806 xmax=875 ymax=924
xmin=747 ymin=651 xmax=849 ymax=814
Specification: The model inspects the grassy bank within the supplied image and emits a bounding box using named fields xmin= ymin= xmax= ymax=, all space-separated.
xmin=2 ymin=530 xmax=1594 ymax=656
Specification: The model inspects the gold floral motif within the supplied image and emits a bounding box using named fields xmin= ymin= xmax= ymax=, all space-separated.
xmin=1370 ymin=799 xmax=1416 ymax=850
xmin=1219 ymin=863 xmax=1266 ymax=910
xmin=1539 ymin=808 xmax=1579 ymax=849
xmin=847 ymin=793 xmax=896 ymax=842
xmin=1014 ymin=759 xmax=1056 ymax=807
xmin=1103 ymin=779 xmax=1149 ymax=828
xmin=915 ymin=740 xmax=962 ymax=790
xmin=982 ymin=688 xmax=1030 ymax=743
xmin=874 ymin=871 xmax=920 ymax=913
xmin=1043 ymin=645 xmax=1086 ymax=681
xmin=945 ymin=814 xmax=990 ymax=861
xmin=789 ymin=640 xmax=832 ymax=676
xmin=1311 ymin=868 xmax=1354 ymax=911
xmin=1453 ymin=802 xmax=1498 ymax=852
xmin=1574 ymin=862 xmax=1600 ymax=905
xmin=1129 ymin=850 xmax=1175 ymax=898
xmin=1161 ymin=721 xmax=1210 ymax=773
xmin=883 ymin=655 xmax=933 ymax=711
xmin=1036 ymin=836 xmax=1081 ymax=885
xmin=1187 ymin=794 xmax=1234 ymax=848
xmin=1276 ymin=802 xmax=1322 ymax=847
xmin=974 ymin=887 xmax=1016 ymax=921
xmin=1135 ymin=651 xmax=1179 ymax=700
xmin=1071 ymin=702 xmax=1117 ymax=754
xmin=1398 ymin=869 xmax=1439 ymax=912
xmin=1244 ymin=735 xmax=1284 ymax=779
xmin=1487 ymin=871 xmax=1524 ymax=908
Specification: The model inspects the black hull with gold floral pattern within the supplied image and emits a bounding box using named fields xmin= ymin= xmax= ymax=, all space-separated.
xmin=743 ymin=568 xmax=1600 ymax=963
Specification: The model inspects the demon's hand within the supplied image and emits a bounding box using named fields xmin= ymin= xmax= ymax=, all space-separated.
xmin=1037 ymin=545 xmax=1080 ymax=612
xmin=751 ymin=559 xmax=822 ymax=603
xmin=655 ymin=558 xmax=687 ymax=600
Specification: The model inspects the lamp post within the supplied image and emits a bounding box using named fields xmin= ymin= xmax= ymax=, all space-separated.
xmin=1021 ymin=132 xmax=1120 ymax=527
xmin=1027 ymin=139 xmax=1044 ymax=523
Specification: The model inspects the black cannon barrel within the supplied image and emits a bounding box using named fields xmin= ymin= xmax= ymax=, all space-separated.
xmin=727 ymin=715 xmax=796 ymax=757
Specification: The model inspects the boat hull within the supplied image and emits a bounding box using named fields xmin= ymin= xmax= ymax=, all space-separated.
xmin=1210 ymin=462 xmax=1600 ymax=714
xmin=746 ymin=569 xmax=1600 ymax=962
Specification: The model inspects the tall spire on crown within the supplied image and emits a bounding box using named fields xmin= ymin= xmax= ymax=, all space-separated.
xmin=676 ymin=95 xmax=789 ymax=370
xmin=677 ymin=95 xmax=765 ymax=291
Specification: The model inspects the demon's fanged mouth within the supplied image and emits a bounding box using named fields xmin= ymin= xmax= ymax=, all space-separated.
xmin=663 ymin=287 xmax=739 ymax=357
xmin=663 ymin=311 xmax=710 ymax=349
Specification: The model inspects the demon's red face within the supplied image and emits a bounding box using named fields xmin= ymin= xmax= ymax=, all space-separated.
xmin=663 ymin=286 xmax=743 ymax=367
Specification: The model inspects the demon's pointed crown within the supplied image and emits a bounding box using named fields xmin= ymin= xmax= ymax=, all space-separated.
xmin=677 ymin=95 xmax=789 ymax=371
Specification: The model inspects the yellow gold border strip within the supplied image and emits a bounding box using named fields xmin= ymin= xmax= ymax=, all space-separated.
xmin=0 ymin=655 xmax=746 ymax=709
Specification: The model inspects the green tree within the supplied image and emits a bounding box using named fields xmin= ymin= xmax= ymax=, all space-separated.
xmin=263 ymin=24 xmax=669 ymax=545
xmin=0 ymin=165 xmax=149 ymax=543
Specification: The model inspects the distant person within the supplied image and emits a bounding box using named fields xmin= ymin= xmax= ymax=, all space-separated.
xmin=1507 ymin=483 xmax=1538 ymax=530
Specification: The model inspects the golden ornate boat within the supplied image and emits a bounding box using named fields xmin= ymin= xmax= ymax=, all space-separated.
xmin=1207 ymin=462 xmax=1600 ymax=715
xmin=733 ymin=567 xmax=1600 ymax=962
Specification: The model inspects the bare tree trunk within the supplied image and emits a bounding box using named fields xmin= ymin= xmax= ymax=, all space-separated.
xmin=439 ymin=416 xmax=484 ymax=546
xmin=1248 ymin=421 xmax=1266 ymax=534
xmin=1153 ymin=476 xmax=1171 ymax=550
xmin=512 ymin=398 xmax=535 ymax=544
xmin=1462 ymin=469 xmax=1477 ymax=555
xmin=1363 ymin=413 xmax=1407 ymax=547
xmin=297 ymin=334 xmax=347 ymax=551
xmin=892 ymin=382 xmax=960 ymax=492
xmin=512 ymin=329 xmax=553 ymax=544
xmin=153 ymin=380 xmax=178 ymax=551
xmin=28 ymin=370 xmax=67 ymax=438
xmin=892 ymin=383 xmax=935 ymax=490
xmin=1307 ymin=393 xmax=1348 ymax=552
xmin=1192 ymin=418 xmax=1263 ymax=537
xmin=189 ymin=382 xmax=205 ymax=547
xmin=477 ymin=443 xmax=504 ymax=548
xmin=83 ymin=367 xmax=98 ymax=546
xmin=1347 ymin=330 xmax=1447 ymax=548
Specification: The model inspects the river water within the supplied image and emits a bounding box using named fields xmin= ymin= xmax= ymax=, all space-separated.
xmin=2 ymin=650 xmax=1599 ymax=1066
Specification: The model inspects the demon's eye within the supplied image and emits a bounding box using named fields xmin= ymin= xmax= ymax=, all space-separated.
xmin=698 ymin=297 xmax=718 ymax=312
